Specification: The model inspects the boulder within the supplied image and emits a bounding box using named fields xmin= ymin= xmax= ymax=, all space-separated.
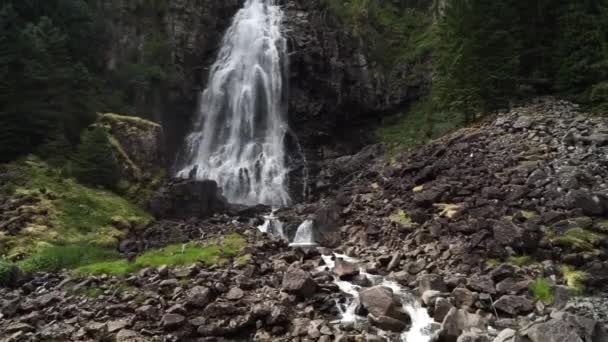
xmin=493 ymin=295 xmax=534 ymax=316
xmin=467 ymin=275 xmax=496 ymax=295
xmin=359 ymin=286 xmax=410 ymax=331
xmin=419 ymin=274 xmax=448 ymax=293
xmin=281 ymin=268 xmax=317 ymax=298
xmin=439 ymin=308 xmax=488 ymax=341
xmin=334 ymin=258 xmax=359 ymax=279
xmin=523 ymin=318 xmax=583 ymax=342
xmin=148 ymin=179 xmax=227 ymax=219
xmin=452 ymin=287 xmax=476 ymax=308
xmin=186 ymin=286 xmax=211 ymax=308
xmin=162 ymin=313 xmax=186 ymax=330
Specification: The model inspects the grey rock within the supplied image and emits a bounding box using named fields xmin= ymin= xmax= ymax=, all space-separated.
xmin=186 ymin=286 xmax=211 ymax=308
xmin=282 ymin=268 xmax=317 ymax=298
xmin=494 ymin=295 xmax=534 ymax=316
xmin=419 ymin=274 xmax=448 ymax=293
xmin=162 ymin=313 xmax=186 ymax=330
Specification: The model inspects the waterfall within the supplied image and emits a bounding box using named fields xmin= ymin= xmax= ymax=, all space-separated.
xmin=176 ymin=0 xmax=291 ymax=207
xmin=289 ymin=220 xmax=317 ymax=248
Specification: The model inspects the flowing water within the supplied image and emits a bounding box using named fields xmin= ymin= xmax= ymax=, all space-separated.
xmin=320 ymin=254 xmax=434 ymax=342
xmin=176 ymin=0 xmax=291 ymax=207
xmin=288 ymin=219 xmax=317 ymax=248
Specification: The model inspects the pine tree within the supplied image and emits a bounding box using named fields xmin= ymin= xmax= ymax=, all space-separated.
xmin=73 ymin=127 xmax=119 ymax=190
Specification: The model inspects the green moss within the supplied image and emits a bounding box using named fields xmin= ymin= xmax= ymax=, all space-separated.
xmin=389 ymin=209 xmax=413 ymax=226
xmin=77 ymin=233 xmax=247 ymax=275
xmin=1 ymin=157 xmax=152 ymax=260
xmin=486 ymin=259 xmax=500 ymax=267
xmin=101 ymin=113 xmax=160 ymax=128
xmin=236 ymin=254 xmax=252 ymax=266
xmin=551 ymin=228 xmax=605 ymax=251
xmin=507 ymin=255 xmax=532 ymax=267
xmin=560 ymin=265 xmax=587 ymax=295
xmin=530 ymin=278 xmax=553 ymax=304
xmin=520 ymin=210 xmax=538 ymax=220
xmin=413 ymin=185 xmax=424 ymax=193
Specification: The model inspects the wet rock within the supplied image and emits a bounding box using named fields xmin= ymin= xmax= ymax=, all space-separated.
xmin=334 ymin=258 xmax=359 ymax=279
xmin=369 ymin=314 xmax=409 ymax=332
xmin=359 ymin=285 xmax=410 ymax=329
xmin=282 ymin=268 xmax=317 ymax=298
xmin=434 ymin=297 xmax=454 ymax=323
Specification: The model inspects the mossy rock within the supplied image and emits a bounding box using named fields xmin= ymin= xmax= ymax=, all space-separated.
xmin=551 ymin=228 xmax=605 ymax=251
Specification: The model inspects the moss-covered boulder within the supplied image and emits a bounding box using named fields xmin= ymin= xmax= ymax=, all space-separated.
xmin=98 ymin=113 xmax=164 ymax=182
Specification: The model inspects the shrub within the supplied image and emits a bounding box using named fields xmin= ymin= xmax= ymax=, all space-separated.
xmin=530 ymin=278 xmax=553 ymax=304
xmin=73 ymin=127 xmax=120 ymax=190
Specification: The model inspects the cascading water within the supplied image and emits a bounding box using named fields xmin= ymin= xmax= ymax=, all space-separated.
xmin=176 ymin=0 xmax=291 ymax=207
xmin=289 ymin=220 xmax=318 ymax=248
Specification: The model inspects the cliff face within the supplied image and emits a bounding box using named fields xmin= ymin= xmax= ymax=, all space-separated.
xmin=95 ymin=0 xmax=433 ymax=199
xmin=284 ymin=0 xmax=431 ymax=155
xmin=96 ymin=0 xmax=241 ymax=162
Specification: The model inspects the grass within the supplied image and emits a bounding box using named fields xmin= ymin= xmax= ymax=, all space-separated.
xmin=0 ymin=157 xmax=152 ymax=259
xmin=18 ymin=243 xmax=122 ymax=273
xmin=561 ymin=265 xmax=587 ymax=295
xmin=530 ymin=278 xmax=553 ymax=304
xmin=77 ymin=233 xmax=247 ymax=275
xmin=550 ymin=228 xmax=605 ymax=251
xmin=506 ymin=255 xmax=533 ymax=267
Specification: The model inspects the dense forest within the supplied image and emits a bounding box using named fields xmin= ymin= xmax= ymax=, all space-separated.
xmin=0 ymin=0 xmax=173 ymax=165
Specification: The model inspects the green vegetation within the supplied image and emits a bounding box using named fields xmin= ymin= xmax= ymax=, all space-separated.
xmin=435 ymin=0 xmax=608 ymax=117
xmin=0 ymin=0 xmax=175 ymax=164
xmin=376 ymin=98 xmax=466 ymax=153
xmin=18 ymin=243 xmax=121 ymax=273
xmin=389 ymin=209 xmax=413 ymax=226
xmin=506 ymin=255 xmax=533 ymax=267
xmin=561 ymin=265 xmax=587 ymax=295
xmin=321 ymin=0 xmax=435 ymax=71
xmin=530 ymin=278 xmax=554 ymax=304
xmin=551 ymin=228 xmax=605 ymax=251
xmin=78 ymin=233 xmax=247 ymax=275
xmin=73 ymin=127 xmax=120 ymax=190
xmin=0 ymin=157 xmax=152 ymax=260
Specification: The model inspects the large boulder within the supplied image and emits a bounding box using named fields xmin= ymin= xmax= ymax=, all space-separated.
xmin=281 ymin=268 xmax=317 ymax=298
xmin=148 ymin=179 xmax=227 ymax=219
xmin=438 ymin=308 xmax=488 ymax=341
xmin=359 ymin=286 xmax=411 ymax=332
xmin=493 ymin=295 xmax=534 ymax=316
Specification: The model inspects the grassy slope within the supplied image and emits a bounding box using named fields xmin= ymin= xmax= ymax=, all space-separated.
xmin=0 ymin=157 xmax=152 ymax=260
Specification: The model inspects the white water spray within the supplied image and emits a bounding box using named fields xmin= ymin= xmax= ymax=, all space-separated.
xmin=289 ymin=220 xmax=317 ymax=248
xmin=176 ymin=0 xmax=291 ymax=207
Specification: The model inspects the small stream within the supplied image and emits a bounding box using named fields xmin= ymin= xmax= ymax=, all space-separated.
xmin=258 ymin=217 xmax=434 ymax=341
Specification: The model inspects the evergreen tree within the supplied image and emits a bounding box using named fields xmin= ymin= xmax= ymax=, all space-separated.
xmin=435 ymin=0 xmax=520 ymax=121
xmin=73 ymin=127 xmax=119 ymax=190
